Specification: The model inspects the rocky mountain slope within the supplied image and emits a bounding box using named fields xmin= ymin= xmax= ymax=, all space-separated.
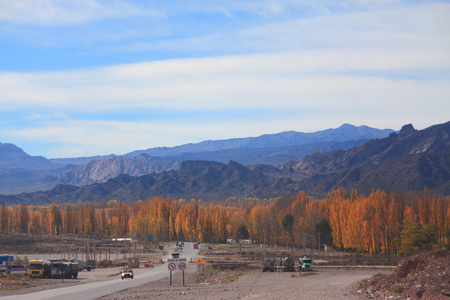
xmin=54 ymin=139 xmax=366 ymax=187
xmin=55 ymin=154 xmax=179 ymax=186
xmin=1 ymin=124 xmax=390 ymax=193
xmin=289 ymin=122 xmax=450 ymax=175
xmin=1 ymin=121 xmax=449 ymax=204
xmin=0 ymin=160 xmax=292 ymax=204
xmin=289 ymin=121 xmax=450 ymax=196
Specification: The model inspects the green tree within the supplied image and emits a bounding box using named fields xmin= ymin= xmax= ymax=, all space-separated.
xmin=315 ymin=219 xmax=333 ymax=248
xmin=236 ymin=224 xmax=249 ymax=240
xmin=282 ymin=214 xmax=294 ymax=255
xmin=400 ymin=222 xmax=438 ymax=254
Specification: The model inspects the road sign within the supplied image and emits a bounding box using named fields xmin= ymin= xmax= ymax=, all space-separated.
xmin=168 ymin=263 xmax=176 ymax=271
xmin=168 ymin=258 xmax=186 ymax=262
xmin=178 ymin=262 xmax=186 ymax=270
xmin=10 ymin=265 xmax=27 ymax=274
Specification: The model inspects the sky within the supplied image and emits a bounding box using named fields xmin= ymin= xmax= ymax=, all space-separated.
xmin=0 ymin=0 xmax=449 ymax=158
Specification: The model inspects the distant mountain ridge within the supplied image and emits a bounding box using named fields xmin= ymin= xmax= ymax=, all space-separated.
xmin=288 ymin=122 xmax=450 ymax=175
xmin=0 ymin=142 xmax=58 ymax=170
xmin=54 ymin=139 xmax=367 ymax=187
xmin=1 ymin=121 xmax=448 ymax=205
xmin=291 ymin=122 xmax=450 ymax=196
xmin=0 ymin=124 xmax=392 ymax=194
xmin=0 ymin=142 xmax=69 ymax=194
xmin=124 ymin=123 xmax=393 ymax=158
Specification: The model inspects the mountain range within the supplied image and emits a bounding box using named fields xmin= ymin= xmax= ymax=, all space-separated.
xmin=0 ymin=121 xmax=449 ymax=205
xmin=0 ymin=123 xmax=391 ymax=195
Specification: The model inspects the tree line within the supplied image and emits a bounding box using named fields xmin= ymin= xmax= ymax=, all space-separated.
xmin=1 ymin=188 xmax=449 ymax=254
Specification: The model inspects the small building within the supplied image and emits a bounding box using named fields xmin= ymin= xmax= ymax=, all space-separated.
xmin=240 ymin=239 xmax=252 ymax=244
xmin=0 ymin=255 xmax=14 ymax=266
xmin=127 ymin=257 xmax=139 ymax=268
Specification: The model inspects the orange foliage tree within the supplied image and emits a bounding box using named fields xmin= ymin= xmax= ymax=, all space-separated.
xmin=0 ymin=187 xmax=448 ymax=254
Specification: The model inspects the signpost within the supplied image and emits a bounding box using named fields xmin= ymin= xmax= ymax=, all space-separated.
xmin=167 ymin=258 xmax=187 ymax=286
xmin=9 ymin=265 xmax=27 ymax=284
xmin=168 ymin=262 xmax=176 ymax=271
xmin=9 ymin=265 xmax=27 ymax=274
xmin=197 ymin=257 xmax=204 ymax=276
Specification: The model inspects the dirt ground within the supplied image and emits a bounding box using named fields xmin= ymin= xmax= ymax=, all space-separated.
xmin=98 ymin=243 xmax=394 ymax=300
xmin=0 ymin=232 xmax=413 ymax=299
xmin=99 ymin=265 xmax=392 ymax=300
xmin=0 ymin=232 xmax=170 ymax=296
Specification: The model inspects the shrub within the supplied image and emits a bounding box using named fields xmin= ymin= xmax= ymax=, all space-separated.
xmin=393 ymin=286 xmax=404 ymax=294
xmin=432 ymin=248 xmax=449 ymax=259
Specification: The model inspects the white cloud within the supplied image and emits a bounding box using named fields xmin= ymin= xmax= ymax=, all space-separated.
xmin=0 ymin=0 xmax=163 ymax=25
xmin=1 ymin=47 xmax=448 ymax=112
xmin=0 ymin=1 xmax=449 ymax=157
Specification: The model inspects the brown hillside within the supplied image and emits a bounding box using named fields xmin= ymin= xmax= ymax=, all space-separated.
xmin=362 ymin=245 xmax=450 ymax=299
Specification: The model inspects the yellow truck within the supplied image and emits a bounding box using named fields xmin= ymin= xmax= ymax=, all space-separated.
xmin=28 ymin=259 xmax=45 ymax=278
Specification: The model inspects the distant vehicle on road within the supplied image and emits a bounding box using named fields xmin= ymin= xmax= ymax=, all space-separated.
xmin=299 ymin=256 xmax=313 ymax=272
xmin=262 ymin=258 xmax=275 ymax=272
xmin=121 ymin=268 xmax=133 ymax=279
xmin=28 ymin=259 xmax=45 ymax=278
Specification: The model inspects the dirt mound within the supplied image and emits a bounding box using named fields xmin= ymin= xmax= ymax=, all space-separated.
xmin=361 ymin=245 xmax=450 ymax=299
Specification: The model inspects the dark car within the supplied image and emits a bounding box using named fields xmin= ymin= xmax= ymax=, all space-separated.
xmin=121 ymin=268 xmax=133 ymax=279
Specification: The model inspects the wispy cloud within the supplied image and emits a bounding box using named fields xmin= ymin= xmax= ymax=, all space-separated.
xmin=0 ymin=1 xmax=449 ymax=157
xmin=0 ymin=0 xmax=163 ymax=25
xmin=1 ymin=47 xmax=447 ymax=110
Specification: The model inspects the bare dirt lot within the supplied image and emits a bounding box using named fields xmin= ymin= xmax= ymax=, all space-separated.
xmin=98 ymin=243 xmax=395 ymax=300
xmin=99 ymin=266 xmax=392 ymax=300
xmin=8 ymin=232 xmax=449 ymax=299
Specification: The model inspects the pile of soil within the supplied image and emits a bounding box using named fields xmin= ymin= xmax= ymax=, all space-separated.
xmin=361 ymin=245 xmax=450 ymax=299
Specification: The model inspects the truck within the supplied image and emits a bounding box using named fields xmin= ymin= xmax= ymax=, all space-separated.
xmin=43 ymin=260 xmax=62 ymax=278
xmin=71 ymin=258 xmax=94 ymax=271
xmin=281 ymin=257 xmax=295 ymax=272
xmin=64 ymin=261 xmax=79 ymax=278
xmin=299 ymin=256 xmax=313 ymax=272
xmin=28 ymin=259 xmax=45 ymax=278
xmin=85 ymin=259 xmax=96 ymax=271
xmin=43 ymin=260 xmax=79 ymax=279
xmin=262 ymin=258 xmax=275 ymax=272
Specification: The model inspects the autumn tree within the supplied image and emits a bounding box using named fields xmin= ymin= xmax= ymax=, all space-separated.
xmin=1 ymin=202 xmax=9 ymax=231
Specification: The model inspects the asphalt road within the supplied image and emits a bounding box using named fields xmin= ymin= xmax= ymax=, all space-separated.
xmin=1 ymin=242 xmax=200 ymax=300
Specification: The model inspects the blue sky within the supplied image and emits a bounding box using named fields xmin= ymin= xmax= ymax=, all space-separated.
xmin=1 ymin=0 xmax=449 ymax=158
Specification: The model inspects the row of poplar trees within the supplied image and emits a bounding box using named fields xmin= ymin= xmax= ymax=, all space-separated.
xmin=1 ymin=187 xmax=449 ymax=254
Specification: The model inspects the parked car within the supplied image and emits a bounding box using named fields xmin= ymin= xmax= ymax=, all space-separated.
xmin=121 ymin=268 xmax=133 ymax=279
